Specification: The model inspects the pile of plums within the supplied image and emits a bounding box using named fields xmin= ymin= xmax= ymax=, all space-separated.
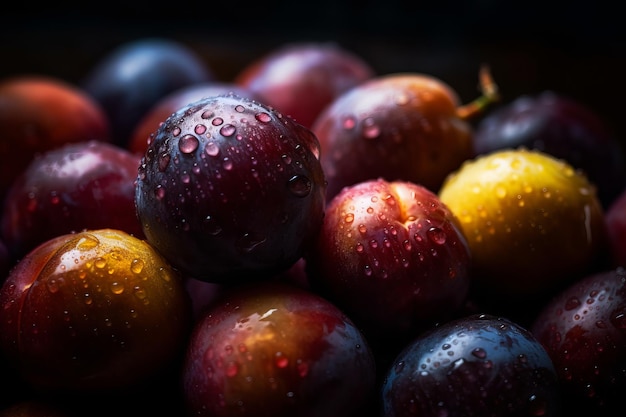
xmin=0 ymin=37 xmax=625 ymax=417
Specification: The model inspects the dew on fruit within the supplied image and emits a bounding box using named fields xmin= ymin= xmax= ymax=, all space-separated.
xmin=287 ymin=174 xmax=312 ymax=197
xmin=427 ymin=227 xmax=447 ymax=244
xmin=220 ymin=124 xmax=236 ymax=137
xmin=564 ymin=297 xmax=581 ymax=310
xmin=155 ymin=185 xmax=166 ymax=200
xmin=205 ymin=141 xmax=220 ymax=156
xmin=110 ymin=281 xmax=125 ymax=294
xmin=194 ymin=124 xmax=207 ymax=135
xmin=158 ymin=153 xmax=171 ymax=171
xmin=179 ymin=134 xmax=200 ymax=154
xmin=212 ymin=117 xmax=224 ymax=126
xmin=76 ymin=235 xmax=100 ymax=250
xmin=341 ymin=115 xmax=357 ymax=130
xmin=130 ymin=258 xmax=144 ymax=274
xmin=255 ymin=112 xmax=271 ymax=123
xmin=236 ymin=233 xmax=267 ymax=254
xmin=362 ymin=117 xmax=380 ymax=139
xmin=358 ymin=224 xmax=367 ymax=234
xmin=223 ymin=157 xmax=233 ymax=170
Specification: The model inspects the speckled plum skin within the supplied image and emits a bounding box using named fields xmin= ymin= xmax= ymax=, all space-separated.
xmin=305 ymin=178 xmax=471 ymax=344
xmin=382 ymin=314 xmax=562 ymax=417
xmin=531 ymin=267 xmax=626 ymax=414
xmin=181 ymin=281 xmax=377 ymax=417
xmin=134 ymin=94 xmax=326 ymax=283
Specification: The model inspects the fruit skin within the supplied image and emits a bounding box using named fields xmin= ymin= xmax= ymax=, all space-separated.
xmin=382 ymin=314 xmax=562 ymax=417
xmin=181 ymin=281 xmax=377 ymax=417
xmin=82 ymin=37 xmax=214 ymax=147
xmin=135 ymin=93 xmax=326 ymax=283
xmin=235 ymin=42 xmax=375 ymax=128
xmin=438 ymin=148 xmax=607 ymax=307
xmin=473 ymin=91 xmax=626 ymax=209
xmin=127 ymin=82 xmax=260 ymax=156
xmin=312 ymin=72 xmax=474 ymax=200
xmin=305 ymin=178 xmax=471 ymax=345
xmin=0 ymin=76 xmax=110 ymax=204
xmin=603 ymin=187 xmax=626 ymax=267
xmin=1 ymin=140 xmax=144 ymax=261
xmin=531 ymin=267 xmax=626 ymax=415
xmin=0 ymin=229 xmax=192 ymax=393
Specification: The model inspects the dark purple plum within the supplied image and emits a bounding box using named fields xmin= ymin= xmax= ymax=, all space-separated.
xmin=134 ymin=93 xmax=326 ymax=284
xmin=181 ymin=281 xmax=377 ymax=417
xmin=473 ymin=91 xmax=626 ymax=209
xmin=531 ymin=267 xmax=626 ymax=415
xmin=82 ymin=37 xmax=214 ymax=147
xmin=1 ymin=140 xmax=144 ymax=260
xmin=382 ymin=314 xmax=562 ymax=417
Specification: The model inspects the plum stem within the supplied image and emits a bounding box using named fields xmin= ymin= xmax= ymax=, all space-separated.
xmin=456 ymin=65 xmax=500 ymax=120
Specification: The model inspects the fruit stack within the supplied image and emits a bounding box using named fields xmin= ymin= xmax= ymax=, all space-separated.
xmin=0 ymin=38 xmax=625 ymax=417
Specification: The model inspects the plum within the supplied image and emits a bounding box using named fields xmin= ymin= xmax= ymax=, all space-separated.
xmin=382 ymin=314 xmax=562 ymax=417
xmin=134 ymin=93 xmax=326 ymax=284
xmin=0 ymin=229 xmax=192 ymax=393
xmin=181 ymin=281 xmax=377 ymax=417
xmin=531 ymin=267 xmax=626 ymax=415
xmin=0 ymin=76 xmax=110 ymax=204
xmin=82 ymin=37 xmax=214 ymax=147
xmin=1 ymin=141 xmax=144 ymax=261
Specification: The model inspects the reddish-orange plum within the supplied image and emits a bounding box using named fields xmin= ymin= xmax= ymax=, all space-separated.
xmin=0 ymin=76 xmax=110 ymax=203
xmin=312 ymin=72 xmax=477 ymax=200
xmin=181 ymin=281 xmax=377 ymax=417
xmin=305 ymin=178 xmax=471 ymax=346
xmin=0 ymin=229 xmax=192 ymax=393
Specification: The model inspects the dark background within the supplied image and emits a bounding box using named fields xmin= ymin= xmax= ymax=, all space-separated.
xmin=1 ymin=1 xmax=625 ymax=139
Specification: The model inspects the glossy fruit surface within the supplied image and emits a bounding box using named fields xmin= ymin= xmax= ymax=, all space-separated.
xmin=235 ymin=42 xmax=375 ymax=128
xmin=604 ymin=187 xmax=626 ymax=267
xmin=181 ymin=281 xmax=377 ymax=417
xmin=438 ymin=148 xmax=607 ymax=307
xmin=473 ymin=91 xmax=626 ymax=208
xmin=135 ymin=93 xmax=326 ymax=283
xmin=312 ymin=72 xmax=474 ymax=200
xmin=1 ymin=141 xmax=144 ymax=260
xmin=82 ymin=37 xmax=214 ymax=146
xmin=531 ymin=267 xmax=626 ymax=414
xmin=0 ymin=229 xmax=192 ymax=393
xmin=0 ymin=76 xmax=110 ymax=203
xmin=127 ymin=82 xmax=259 ymax=156
xmin=382 ymin=314 xmax=562 ymax=417
xmin=306 ymin=178 xmax=471 ymax=344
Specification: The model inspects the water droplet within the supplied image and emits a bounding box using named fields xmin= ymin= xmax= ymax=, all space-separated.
xmin=610 ymin=311 xmax=626 ymax=329
xmin=194 ymin=124 xmax=207 ymax=135
xmin=427 ymin=227 xmax=447 ymax=245
xmin=235 ymin=104 xmax=245 ymax=113
xmin=287 ymin=175 xmax=311 ymax=197
xmin=94 ymin=257 xmax=107 ymax=269
xmin=236 ymin=233 xmax=267 ymax=253
xmin=220 ymin=124 xmax=236 ymax=137
xmin=342 ymin=115 xmax=357 ymax=130
xmin=223 ymin=157 xmax=233 ymax=170
xmin=201 ymin=110 xmax=214 ymax=119
xmin=226 ymin=362 xmax=239 ymax=377
xmin=275 ymin=352 xmax=289 ymax=368
xmin=179 ymin=134 xmax=200 ymax=154
xmin=158 ymin=153 xmax=171 ymax=171
xmin=344 ymin=213 xmax=355 ymax=223
xmin=110 ymin=281 xmax=125 ymax=295
xmin=255 ymin=112 xmax=271 ymax=123
xmin=564 ymin=297 xmax=581 ymax=311
xmin=155 ymin=185 xmax=166 ymax=200
xmin=130 ymin=259 xmax=144 ymax=274
xmin=172 ymin=126 xmax=181 ymax=136
xmin=76 ymin=235 xmax=100 ymax=250
xmin=362 ymin=117 xmax=380 ymax=139
xmin=212 ymin=117 xmax=224 ymax=126
xmin=46 ymin=279 xmax=60 ymax=294
xmin=205 ymin=141 xmax=220 ymax=157
xmin=471 ymin=347 xmax=487 ymax=359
